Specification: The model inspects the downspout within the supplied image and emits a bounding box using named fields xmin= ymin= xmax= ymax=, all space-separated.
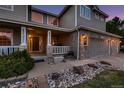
xmin=75 ymin=5 xmax=80 ymax=60
xmin=77 ymin=28 xmax=80 ymax=60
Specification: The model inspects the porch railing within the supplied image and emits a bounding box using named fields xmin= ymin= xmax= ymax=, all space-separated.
xmin=0 ymin=46 xmax=20 ymax=56
xmin=49 ymin=46 xmax=70 ymax=55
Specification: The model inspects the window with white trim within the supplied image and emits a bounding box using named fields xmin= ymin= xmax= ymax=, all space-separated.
xmin=31 ymin=11 xmax=43 ymax=23
xmin=47 ymin=16 xmax=58 ymax=26
xmin=0 ymin=5 xmax=14 ymax=11
xmin=80 ymin=5 xmax=91 ymax=20
xmin=80 ymin=34 xmax=88 ymax=46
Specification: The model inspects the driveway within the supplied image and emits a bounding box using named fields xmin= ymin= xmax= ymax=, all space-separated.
xmin=28 ymin=53 xmax=124 ymax=79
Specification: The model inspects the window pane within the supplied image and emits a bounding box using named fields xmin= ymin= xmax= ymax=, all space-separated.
xmin=32 ymin=11 xmax=43 ymax=23
xmin=48 ymin=16 xmax=58 ymax=26
xmin=81 ymin=6 xmax=85 ymax=16
xmin=80 ymin=6 xmax=91 ymax=19
xmin=0 ymin=31 xmax=12 ymax=46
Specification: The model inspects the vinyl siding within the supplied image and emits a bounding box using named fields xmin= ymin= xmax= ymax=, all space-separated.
xmin=59 ymin=6 xmax=75 ymax=29
xmin=77 ymin=5 xmax=106 ymax=32
xmin=0 ymin=5 xmax=27 ymax=22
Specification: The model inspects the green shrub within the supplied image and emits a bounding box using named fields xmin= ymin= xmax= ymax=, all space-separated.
xmin=0 ymin=50 xmax=34 ymax=78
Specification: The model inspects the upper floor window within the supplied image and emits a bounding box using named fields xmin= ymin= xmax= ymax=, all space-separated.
xmin=47 ymin=16 xmax=59 ymax=26
xmin=80 ymin=5 xmax=91 ymax=20
xmin=0 ymin=5 xmax=14 ymax=11
xmin=31 ymin=11 xmax=43 ymax=23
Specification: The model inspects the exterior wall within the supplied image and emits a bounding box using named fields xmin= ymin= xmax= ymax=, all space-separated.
xmin=58 ymin=32 xmax=78 ymax=58
xmin=59 ymin=6 xmax=75 ymax=29
xmin=79 ymin=29 xmax=119 ymax=60
xmin=77 ymin=5 xmax=106 ymax=31
xmin=0 ymin=5 xmax=27 ymax=22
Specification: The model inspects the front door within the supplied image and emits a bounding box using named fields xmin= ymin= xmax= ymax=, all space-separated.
xmin=29 ymin=36 xmax=40 ymax=52
xmin=32 ymin=37 xmax=39 ymax=52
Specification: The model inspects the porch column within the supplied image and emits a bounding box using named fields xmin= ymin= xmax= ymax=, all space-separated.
xmin=47 ymin=30 xmax=51 ymax=46
xmin=20 ymin=26 xmax=27 ymax=51
xmin=47 ymin=30 xmax=52 ymax=56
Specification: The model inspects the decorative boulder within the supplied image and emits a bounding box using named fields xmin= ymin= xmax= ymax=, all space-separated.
xmin=73 ymin=66 xmax=84 ymax=75
xmin=100 ymin=61 xmax=111 ymax=66
xmin=87 ymin=64 xmax=98 ymax=69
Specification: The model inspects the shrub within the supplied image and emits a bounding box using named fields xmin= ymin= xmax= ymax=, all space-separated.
xmin=0 ymin=50 xmax=34 ymax=78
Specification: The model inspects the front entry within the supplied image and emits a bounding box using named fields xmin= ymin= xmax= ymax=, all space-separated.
xmin=28 ymin=36 xmax=44 ymax=53
xmin=32 ymin=37 xmax=39 ymax=51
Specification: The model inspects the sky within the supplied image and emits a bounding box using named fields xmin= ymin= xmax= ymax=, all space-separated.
xmin=33 ymin=5 xmax=124 ymax=21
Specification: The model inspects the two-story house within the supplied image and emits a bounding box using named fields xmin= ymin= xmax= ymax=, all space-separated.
xmin=0 ymin=5 xmax=121 ymax=61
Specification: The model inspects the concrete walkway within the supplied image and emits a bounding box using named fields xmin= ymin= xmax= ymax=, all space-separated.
xmin=28 ymin=53 xmax=124 ymax=79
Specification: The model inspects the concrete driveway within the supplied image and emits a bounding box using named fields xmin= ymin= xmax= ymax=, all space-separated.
xmin=28 ymin=53 xmax=124 ymax=79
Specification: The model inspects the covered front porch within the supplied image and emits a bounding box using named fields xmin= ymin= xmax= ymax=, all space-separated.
xmin=0 ymin=22 xmax=73 ymax=61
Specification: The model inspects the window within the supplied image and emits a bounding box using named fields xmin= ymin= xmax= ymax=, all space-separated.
xmin=31 ymin=11 xmax=43 ymax=23
xmin=0 ymin=31 xmax=12 ymax=46
xmin=80 ymin=34 xmax=88 ymax=46
xmin=80 ymin=5 xmax=91 ymax=20
xmin=47 ymin=16 xmax=58 ymax=26
xmin=0 ymin=5 xmax=14 ymax=11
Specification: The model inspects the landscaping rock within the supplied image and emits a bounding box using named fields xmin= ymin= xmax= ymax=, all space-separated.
xmin=47 ymin=62 xmax=112 ymax=88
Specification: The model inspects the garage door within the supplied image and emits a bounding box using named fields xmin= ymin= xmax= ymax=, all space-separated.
xmin=88 ymin=38 xmax=109 ymax=58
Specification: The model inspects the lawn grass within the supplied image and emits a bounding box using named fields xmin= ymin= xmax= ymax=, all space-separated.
xmin=73 ymin=70 xmax=124 ymax=88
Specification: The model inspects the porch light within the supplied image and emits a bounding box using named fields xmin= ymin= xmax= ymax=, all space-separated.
xmin=28 ymin=35 xmax=31 ymax=38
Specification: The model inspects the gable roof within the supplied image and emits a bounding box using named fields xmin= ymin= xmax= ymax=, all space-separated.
xmin=31 ymin=5 xmax=109 ymax=18
xmin=92 ymin=6 xmax=109 ymax=18
xmin=32 ymin=7 xmax=59 ymax=17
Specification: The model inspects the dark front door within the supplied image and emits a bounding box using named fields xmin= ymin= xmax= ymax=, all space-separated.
xmin=32 ymin=37 xmax=39 ymax=51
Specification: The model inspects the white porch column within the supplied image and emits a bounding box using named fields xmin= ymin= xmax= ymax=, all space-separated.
xmin=47 ymin=30 xmax=51 ymax=46
xmin=47 ymin=30 xmax=52 ymax=56
xmin=20 ymin=26 xmax=27 ymax=50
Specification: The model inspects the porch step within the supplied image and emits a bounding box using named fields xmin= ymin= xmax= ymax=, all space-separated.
xmin=31 ymin=56 xmax=47 ymax=62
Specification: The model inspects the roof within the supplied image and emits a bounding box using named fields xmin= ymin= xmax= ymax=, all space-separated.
xmin=92 ymin=6 xmax=109 ymax=18
xmin=75 ymin=25 xmax=121 ymax=38
xmin=31 ymin=5 xmax=109 ymax=18
xmin=32 ymin=7 xmax=59 ymax=17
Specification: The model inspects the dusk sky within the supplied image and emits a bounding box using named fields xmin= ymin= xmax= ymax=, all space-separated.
xmin=33 ymin=5 xmax=124 ymax=21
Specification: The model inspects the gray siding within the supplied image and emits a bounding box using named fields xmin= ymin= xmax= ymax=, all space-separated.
xmin=0 ymin=5 xmax=27 ymax=22
xmin=79 ymin=30 xmax=119 ymax=59
xmin=77 ymin=6 xmax=106 ymax=31
xmin=59 ymin=6 xmax=75 ymax=29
